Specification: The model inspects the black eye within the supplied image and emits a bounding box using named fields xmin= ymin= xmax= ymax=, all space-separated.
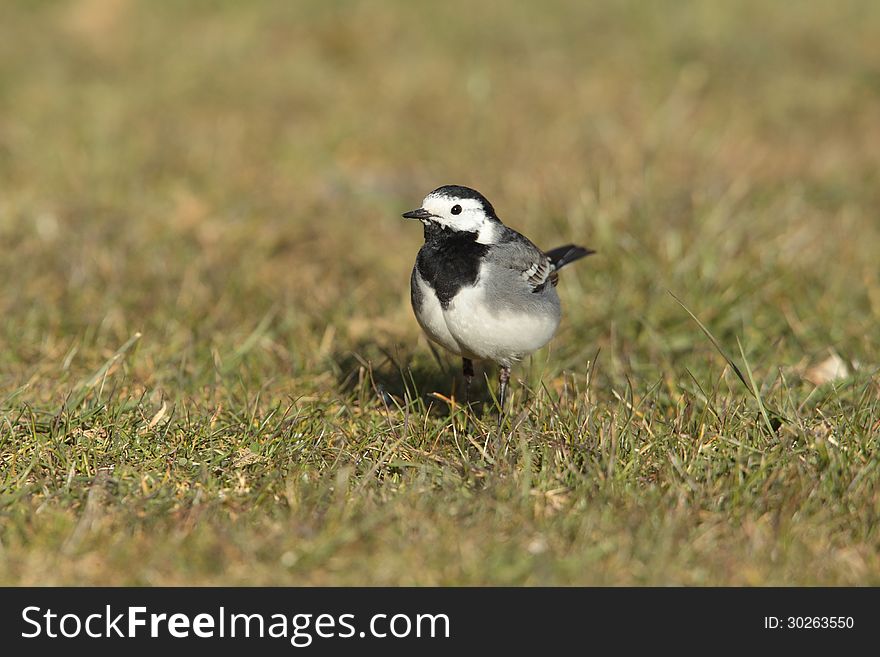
xmin=451 ymin=204 xmax=462 ymax=215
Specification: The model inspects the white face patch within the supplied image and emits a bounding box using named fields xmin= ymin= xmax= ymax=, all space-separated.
xmin=476 ymin=221 xmax=500 ymax=245
xmin=420 ymin=193 xmax=500 ymax=244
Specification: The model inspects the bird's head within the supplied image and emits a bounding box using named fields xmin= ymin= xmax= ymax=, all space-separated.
xmin=403 ymin=185 xmax=501 ymax=243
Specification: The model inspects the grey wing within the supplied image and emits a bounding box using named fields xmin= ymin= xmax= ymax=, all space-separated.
xmin=485 ymin=229 xmax=554 ymax=292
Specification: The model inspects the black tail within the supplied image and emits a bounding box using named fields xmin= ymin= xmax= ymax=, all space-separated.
xmin=545 ymin=244 xmax=595 ymax=270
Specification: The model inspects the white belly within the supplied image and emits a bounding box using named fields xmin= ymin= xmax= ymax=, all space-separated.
xmin=443 ymin=284 xmax=560 ymax=366
xmin=412 ymin=271 xmax=463 ymax=356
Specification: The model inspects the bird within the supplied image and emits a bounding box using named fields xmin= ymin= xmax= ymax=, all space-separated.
xmin=403 ymin=184 xmax=593 ymax=413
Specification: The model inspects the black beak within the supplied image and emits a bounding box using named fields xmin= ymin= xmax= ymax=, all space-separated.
xmin=402 ymin=208 xmax=433 ymax=220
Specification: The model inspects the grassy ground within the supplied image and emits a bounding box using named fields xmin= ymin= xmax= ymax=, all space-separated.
xmin=1 ymin=0 xmax=879 ymax=585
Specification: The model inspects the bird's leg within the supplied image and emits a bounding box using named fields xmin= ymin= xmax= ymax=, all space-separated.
xmin=497 ymin=365 xmax=511 ymax=418
xmin=462 ymin=358 xmax=474 ymax=407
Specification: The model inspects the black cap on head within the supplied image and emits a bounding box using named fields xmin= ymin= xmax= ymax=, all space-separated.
xmin=429 ymin=185 xmax=498 ymax=219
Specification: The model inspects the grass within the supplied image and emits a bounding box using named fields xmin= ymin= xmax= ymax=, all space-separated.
xmin=1 ymin=0 xmax=879 ymax=585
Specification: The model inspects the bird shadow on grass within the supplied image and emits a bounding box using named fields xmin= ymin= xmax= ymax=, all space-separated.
xmin=331 ymin=342 xmax=496 ymax=418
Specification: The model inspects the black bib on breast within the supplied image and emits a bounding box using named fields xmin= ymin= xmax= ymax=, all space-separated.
xmin=416 ymin=224 xmax=490 ymax=309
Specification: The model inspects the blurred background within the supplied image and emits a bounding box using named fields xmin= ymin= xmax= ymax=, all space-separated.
xmin=2 ymin=0 xmax=879 ymax=401
xmin=1 ymin=0 xmax=880 ymax=585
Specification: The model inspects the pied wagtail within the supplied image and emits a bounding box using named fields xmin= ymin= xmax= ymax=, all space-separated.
xmin=403 ymin=185 xmax=593 ymax=411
